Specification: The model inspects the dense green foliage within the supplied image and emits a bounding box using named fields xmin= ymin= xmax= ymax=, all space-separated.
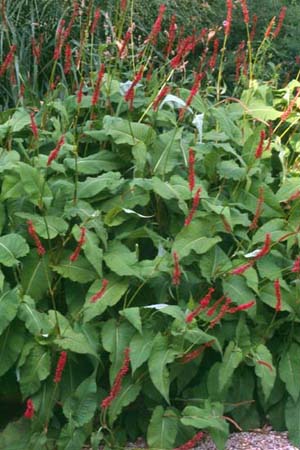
xmin=0 ymin=1 xmax=300 ymax=449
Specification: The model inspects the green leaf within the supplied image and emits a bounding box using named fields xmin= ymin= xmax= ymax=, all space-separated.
xmin=16 ymin=163 xmax=52 ymax=206
xmin=77 ymin=172 xmax=123 ymax=199
xmin=20 ymin=251 xmax=53 ymax=301
xmin=253 ymin=344 xmax=276 ymax=400
xmin=63 ymin=375 xmax=98 ymax=427
xmin=52 ymin=255 xmax=97 ymax=283
xmin=181 ymin=402 xmax=228 ymax=434
xmin=279 ymin=343 xmax=300 ymax=402
xmin=0 ymin=233 xmax=29 ymax=266
xmin=0 ymin=323 xmax=25 ymax=376
xmin=130 ymin=330 xmax=155 ymax=373
xmin=219 ymin=341 xmax=243 ymax=391
xmin=217 ymin=160 xmax=246 ymax=180
xmin=54 ymin=327 xmax=98 ymax=357
xmin=103 ymin=115 xmax=155 ymax=146
xmin=276 ymin=178 xmax=300 ymax=202
xmin=8 ymin=108 xmax=31 ymax=132
xmin=147 ymin=406 xmax=178 ymax=450
xmin=173 ymin=221 xmax=221 ymax=258
xmin=57 ymin=424 xmax=87 ymax=450
xmin=64 ymin=151 xmax=123 ymax=174
xmin=83 ymin=275 xmax=129 ymax=323
xmin=148 ymin=333 xmax=176 ymax=403
xmin=18 ymin=295 xmax=52 ymax=335
xmin=0 ymin=418 xmax=31 ymax=450
xmin=108 ymin=377 xmax=142 ymax=425
xmin=16 ymin=213 xmax=68 ymax=239
xmin=0 ymin=288 xmax=19 ymax=335
xmin=286 ymin=396 xmax=300 ymax=447
xmin=222 ymin=276 xmax=256 ymax=317
xmin=200 ymin=246 xmax=232 ymax=281
xmin=19 ymin=343 xmax=51 ymax=397
xmin=103 ymin=241 xmax=141 ymax=278
xmin=120 ymin=308 xmax=142 ymax=333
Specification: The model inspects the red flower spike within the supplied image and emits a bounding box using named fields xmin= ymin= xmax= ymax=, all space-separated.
xmin=153 ymin=85 xmax=170 ymax=111
xmin=47 ymin=135 xmax=65 ymax=166
xmin=206 ymin=295 xmax=226 ymax=317
xmin=30 ymin=112 xmax=38 ymax=140
xmin=0 ymin=44 xmax=17 ymax=77
xmin=250 ymin=14 xmax=258 ymax=41
xmin=173 ymin=431 xmax=205 ymax=450
xmin=120 ymin=0 xmax=127 ymax=11
xmin=179 ymin=72 xmax=204 ymax=120
xmin=292 ymin=256 xmax=300 ymax=273
xmin=91 ymin=63 xmax=105 ymax=106
xmin=77 ymin=80 xmax=84 ymax=104
xmin=227 ymin=300 xmax=256 ymax=314
xmin=240 ymin=0 xmax=249 ymax=24
xmin=287 ymin=190 xmax=300 ymax=202
xmin=90 ymin=279 xmax=109 ymax=303
xmin=27 ymin=220 xmax=46 ymax=256
xmin=224 ymin=0 xmax=233 ymax=36
xmin=255 ymin=130 xmax=266 ymax=159
xmin=101 ymin=348 xmax=130 ymax=409
xmin=208 ymin=39 xmax=219 ymax=71
xmin=172 ymin=252 xmax=181 ymax=286
xmin=274 ymin=278 xmax=281 ymax=312
xmin=265 ymin=17 xmax=276 ymax=39
xmin=170 ymin=35 xmax=198 ymax=69
xmin=199 ymin=287 xmax=215 ymax=308
xmin=257 ymin=360 xmax=273 ymax=372
xmin=124 ymin=66 xmax=144 ymax=110
xmin=254 ymin=233 xmax=271 ymax=260
xmin=273 ymin=6 xmax=287 ymax=39
xmin=184 ymin=187 xmax=201 ymax=227
xmin=281 ymin=88 xmax=300 ymax=122
xmin=118 ymin=30 xmax=131 ymax=58
xmin=165 ymin=15 xmax=177 ymax=58
xmin=91 ymin=8 xmax=101 ymax=34
xmin=181 ymin=340 xmax=215 ymax=364
xmin=53 ymin=19 xmax=65 ymax=60
xmin=146 ymin=4 xmax=166 ymax=45
xmin=63 ymin=2 xmax=79 ymax=40
xmin=24 ymin=399 xmax=34 ymax=419
xmin=209 ymin=298 xmax=232 ymax=328
xmin=70 ymin=227 xmax=86 ymax=262
xmin=249 ymin=187 xmax=264 ymax=230
xmin=64 ymin=43 xmax=72 ymax=74
xmin=188 ymin=148 xmax=195 ymax=192
xmin=54 ymin=351 xmax=67 ymax=383
xmin=230 ymin=261 xmax=254 ymax=275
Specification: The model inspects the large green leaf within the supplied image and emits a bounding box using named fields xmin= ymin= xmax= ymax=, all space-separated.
xmin=20 ymin=251 xmax=53 ymax=301
xmin=57 ymin=424 xmax=87 ymax=450
xmin=63 ymin=375 xmax=98 ymax=427
xmin=219 ymin=341 xmax=243 ymax=391
xmin=16 ymin=213 xmax=68 ymax=239
xmin=16 ymin=163 xmax=52 ymax=206
xmin=77 ymin=172 xmax=123 ymax=199
xmin=0 ymin=323 xmax=25 ymax=376
xmin=254 ymin=344 xmax=276 ymax=400
xmin=148 ymin=333 xmax=176 ymax=403
xmin=147 ymin=406 xmax=178 ymax=450
xmin=108 ymin=377 xmax=142 ymax=424
xmin=222 ymin=276 xmax=256 ymax=318
xmin=120 ymin=307 xmax=142 ymax=333
xmin=103 ymin=240 xmax=140 ymax=277
xmin=19 ymin=343 xmax=51 ymax=397
xmin=64 ymin=151 xmax=122 ymax=174
xmin=52 ymin=255 xmax=97 ymax=283
xmin=18 ymin=295 xmax=52 ymax=335
xmin=103 ymin=115 xmax=155 ymax=146
xmin=181 ymin=402 xmax=228 ymax=434
xmin=0 ymin=233 xmax=29 ymax=266
xmin=130 ymin=330 xmax=155 ymax=373
xmin=279 ymin=343 xmax=300 ymax=402
xmin=0 ymin=288 xmax=19 ymax=335
xmin=8 ymin=108 xmax=31 ymax=132
xmin=83 ymin=275 xmax=129 ymax=323
xmin=54 ymin=327 xmax=98 ymax=357
xmin=285 ymin=395 xmax=300 ymax=448
xmin=173 ymin=221 xmax=221 ymax=258
xmin=0 ymin=419 xmax=31 ymax=450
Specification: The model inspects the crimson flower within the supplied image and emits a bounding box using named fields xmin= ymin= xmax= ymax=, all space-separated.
xmin=47 ymin=135 xmax=65 ymax=166
xmin=70 ymin=227 xmax=86 ymax=262
xmin=173 ymin=431 xmax=205 ymax=450
xmin=24 ymin=399 xmax=34 ymax=419
xmin=292 ymin=256 xmax=300 ymax=273
xmin=101 ymin=348 xmax=130 ymax=409
xmin=54 ymin=351 xmax=67 ymax=383
xmin=274 ymin=279 xmax=281 ymax=312
xmin=90 ymin=279 xmax=109 ymax=303
xmin=27 ymin=220 xmax=46 ymax=256
xmin=172 ymin=252 xmax=181 ymax=286
xmin=184 ymin=188 xmax=201 ymax=226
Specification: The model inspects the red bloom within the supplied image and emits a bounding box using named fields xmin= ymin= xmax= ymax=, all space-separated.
xmin=179 ymin=72 xmax=204 ymax=120
xmin=250 ymin=14 xmax=258 ymax=41
xmin=174 ymin=431 xmax=205 ymax=450
xmin=292 ymin=256 xmax=300 ymax=273
xmin=91 ymin=63 xmax=105 ymax=106
xmin=230 ymin=261 xmax=253 ymax=275
xmin=70 ymin=227 xmax=86 ymax=262
xmin=181 ymin=340 xmax=215 ymax=364
xmin=90 ymin=279 xmax=109 ymax=303
xmin=24 ymin=399 xmax=34 ymax=419
xmin=274 ymin=278 xmax=281 ymax=312
xmin=0 ymin=44 xmax=17 ymax=77
xmin=188 ymin=148 xmax=195 ymax=192
xmin=185 ymin=288 xmax=214 ymax=322
xmin=206 ymin=295 xmax=226 ymax=317
xmin=235 ymin=40 xmax=246 ymax=81
xmin=31 ymin=37 xmax=43 ymax=63
xmin=208 ymin=39 xmax=219 ymax=71
xmin=273 ymin=6 xmax=287 ymax=39
xmin=27 ymin=220 xmax=46 ymax=256
xmin=281 ymin=88 xmax=300 ymax=122
xmin=54 ymin=351 xmax=67 ymax=383
xmin=120 ymin=0 xmax=127 ymax=11
xmin=227 ymin=300 xmax=255 ymax=314
xmin=53 ymin=19 xmax=65 ymax=60
xmin=265 ymin=17 xmax=276 ymax=39
xmin=170 ymin=35 xmax=197 ymax=69
xmin=91 ymin=7 xmax=101 ymax=34
xmin=77 ymin=80 xmax=84 ymax=104
xmin=255 ymin=130 xmax=266 ymax=159
xmin=249 ymin=186 xmax=264 ymax=230
xmin=254 ymin=233 xmax=271 ymax=260
xmin=101 ymin=347 xmax=130 ymax=409
xmin=240 ymin=0 xmax=249 ymax=24
xmin=184 ymin=187 xmax=201 ymax=226
xmin=118 ymin=30 xmax=131 ymax=58
xmin=30 ymin=112 xmax=38 ymax=140
xmin=165 ymin=15 xmax=177 ymax=58
xmin=224 ymin=0 xmax=233 ymax=36
xmin=47 ymin=135 xmax=65 ymax=166
xmin=146 ymin=4 xmax=166 ymax=45
xmin=172 ymin=252 xmax=181 ymax=286
xmin=64 ymin=43 xmax=72 ymax=74
xmin=63 ymin=2 xmax=79 ymax=40
xmin=209 ymin=297 xmax=232 ymax=328
xmin=124 ymin=66 xmax=144 ymax=110
xmin=153 ymin=85 xmax=170 ymax=111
